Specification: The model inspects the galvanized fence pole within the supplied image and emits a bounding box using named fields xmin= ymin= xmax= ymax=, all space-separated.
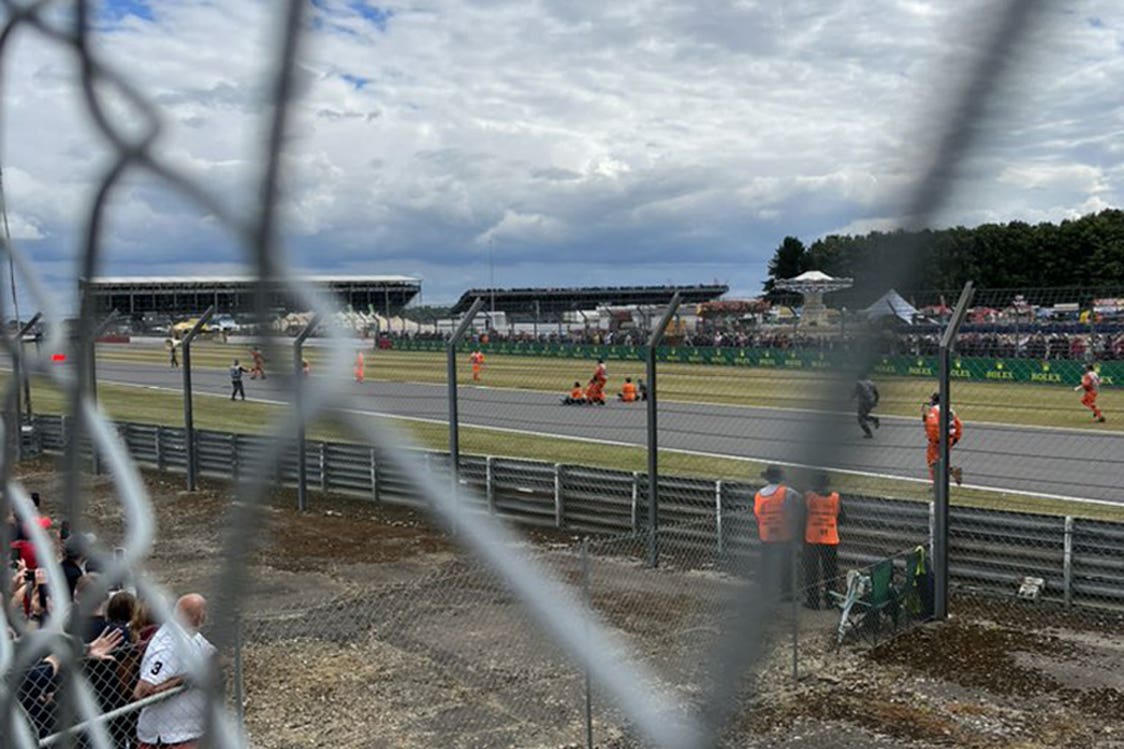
xmin=792 ymin=549 xmax=799 ymax=684
xmin=646 ymin=292 xmax=681 ymax=568
xmin=182 ymin=306 xmax=216 ymax=492
xmin=233 ymin=616 xmax=245 ymax=729
xmin=581 ymin=536 xmax=594 ymax=749
xmin=934 ymin=282 xmax=974 ymax=620
xmin=447 ymin=297 xmax=485 ymax=508
xmin=88 ymin=309 xmax=120 ymax=475
xmin=294 ymin=314 xmax=320 ymax=512
xmin=10 ymin=312 xmax=42 ymax=460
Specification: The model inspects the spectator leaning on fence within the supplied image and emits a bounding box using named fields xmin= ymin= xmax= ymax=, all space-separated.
xmin=753 ymin=465 xmax=800 ymax=600
xmin=802 ymin=473 xmax=845 ymax=610
xmin=16 ymin=627 xmax=124 ymax=739
xmin=135 ymin=593 xmax=216 ymax=749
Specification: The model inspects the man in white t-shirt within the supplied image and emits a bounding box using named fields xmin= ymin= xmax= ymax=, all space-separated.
xmin=135 ymin=594 xmax=216 ymax=749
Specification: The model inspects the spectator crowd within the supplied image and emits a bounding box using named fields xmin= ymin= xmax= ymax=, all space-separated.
xmin=7 ymin=491 xmax=215 ymax=748
xmin=385 ymin=325 xmax=1124 ymax=361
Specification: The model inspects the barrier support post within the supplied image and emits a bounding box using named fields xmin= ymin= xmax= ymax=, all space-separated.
xmin=934 ymin=282 xmax=974 ymax=620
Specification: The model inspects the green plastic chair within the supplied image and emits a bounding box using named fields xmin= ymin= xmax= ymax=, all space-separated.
xmin=834 ymin=558 xmax=899 ymax=646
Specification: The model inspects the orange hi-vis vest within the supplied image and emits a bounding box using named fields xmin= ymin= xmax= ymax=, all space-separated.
xmin=754 ymin=486 xmax=791 ymax=543
xmin=570 ymin=386 xmax=584 ymax=399
xmin=621 ymin=382 xmax=637 ymax=402
xmin=804 ymin=491 xmax=840 ymax=545
xmin=925 ymin=405 xmax=962 ymax=444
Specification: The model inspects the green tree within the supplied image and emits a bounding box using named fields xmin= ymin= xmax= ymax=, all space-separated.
xmin=763 ymin=236 xmax=807 ymax=299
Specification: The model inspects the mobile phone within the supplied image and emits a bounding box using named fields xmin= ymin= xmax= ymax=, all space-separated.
xmin=24 ymin=569 xmax=34 ymax=583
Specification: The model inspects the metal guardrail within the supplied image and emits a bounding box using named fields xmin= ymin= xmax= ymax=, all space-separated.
xmin=27 ymin=414 xmax=1124 ymax=612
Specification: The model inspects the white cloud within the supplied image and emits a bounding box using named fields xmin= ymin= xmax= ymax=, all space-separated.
xmin=2 ymin=0 xmax=1122 ymax=304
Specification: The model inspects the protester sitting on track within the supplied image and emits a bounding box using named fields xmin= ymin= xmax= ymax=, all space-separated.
xmin=562 ymin=381 xmax=586 ymax=405
xmin=618 ymin=377 xmax=638 ymax=402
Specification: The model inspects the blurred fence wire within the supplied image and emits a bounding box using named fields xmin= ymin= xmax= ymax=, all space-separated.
xmin=0 ymin=0 xmax=1084 ymax=747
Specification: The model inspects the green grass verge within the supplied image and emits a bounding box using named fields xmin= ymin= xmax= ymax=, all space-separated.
xmin=12 ymin=370 xmax=1124 ymax=522
xmin=97 ymin=343 xmax=1123 ymax=432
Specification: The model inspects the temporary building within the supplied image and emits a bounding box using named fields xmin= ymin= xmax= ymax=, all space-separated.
xmin=862 ymin=289 xmax=918 ymax=323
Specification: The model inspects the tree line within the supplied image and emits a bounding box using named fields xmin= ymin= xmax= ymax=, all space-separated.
xmin=764 ymin=209 xmax=1124 ymax=306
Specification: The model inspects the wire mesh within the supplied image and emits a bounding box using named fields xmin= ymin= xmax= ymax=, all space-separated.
xmin=9 ymin=0 xmax=1121 ymax=747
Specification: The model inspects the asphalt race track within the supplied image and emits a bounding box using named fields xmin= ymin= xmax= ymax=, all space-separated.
xmin=89 ymin=358 xmax=1124 ymax=504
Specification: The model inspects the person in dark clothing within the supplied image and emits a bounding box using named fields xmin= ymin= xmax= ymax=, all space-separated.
xmin=230 ymin=359 xmax=249 ymax=401
xmin=18 ymin=629 xmax=124 ymax=738
xmin=852 ymin=377 xmax=881 ymax=438
xmin=62 ymin=536 xmax=86 ymax=600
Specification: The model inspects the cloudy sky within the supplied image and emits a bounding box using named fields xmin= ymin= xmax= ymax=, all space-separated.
xmin=2 ymin=0 xmax=1122 ymax=306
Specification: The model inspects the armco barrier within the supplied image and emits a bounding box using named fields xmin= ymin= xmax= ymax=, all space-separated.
xmin=28 ymin=414 xmax=1124 ymax=612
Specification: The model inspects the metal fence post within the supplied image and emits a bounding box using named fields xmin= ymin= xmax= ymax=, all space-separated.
xmin=181 ymin=305 xmax=215 ymax=492
xmin=155 ymin=425 xmax=165 ymax=471
xmin=294 ymin=314 xmax=320 ymax=512
xmin=581 ymin=537 xmax=594 ymax=749
xmin=370 ymin=447 xmax=379 ymax=503
xmin=10 ymin=313 xmax=42 ymax=462
xmin=630 ymin=472 xmax=640 ymax=533
xmin=448 ymin=297 xmax=485 ymax=509
xmin=319 ymin=442 xmax=327 ymax=492
xmin=554 ymin=463 xmax=564 ymax=528
xmin=1063 ymin=516 xmax=1074 ymax=608
xmin=233 ymin=617 xmax=245 ymax=729
xmin=791 ymin=548 xmax=799 ymax=684
xmin=715 ymin=480 xmax=724 ymax=556
xmin=485 ymin=456 xmax=496 ymax=514
xmin=87 ymin=309 xmax=120 ymax=475
xmin=230 ymin=433 xmax=239 ymax=481
xmin=646 ymin=292 xmax=681 ymax=568
xmin=928 ymin=500 xmax=935 ymax=562
xmin=934 ymin=282 xmax=974 ymax=620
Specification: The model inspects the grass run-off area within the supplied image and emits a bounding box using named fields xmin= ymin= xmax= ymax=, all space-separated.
xmin=6 ymin=341 xmax=1121 ymax=522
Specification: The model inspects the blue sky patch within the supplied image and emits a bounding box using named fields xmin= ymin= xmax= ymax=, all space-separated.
xmin=341 ymin=73 xmax=371 ymax=90
xmin=97 ymin=0 xmax=155 ymax=23
xmin=348 ymin=1 xmax=392 ymax=31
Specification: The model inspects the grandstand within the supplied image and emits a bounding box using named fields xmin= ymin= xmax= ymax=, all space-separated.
xmin=82 ymin=275 xmax=421 ymax=319
xmin=450 ymin=284 xmax=729 ymax=321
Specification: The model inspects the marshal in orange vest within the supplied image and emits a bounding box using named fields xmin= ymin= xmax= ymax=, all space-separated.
xmin=804 ymin=491 xmax=840 ymax=545
xmin=754 ymin=486 xmax=793 ymax=543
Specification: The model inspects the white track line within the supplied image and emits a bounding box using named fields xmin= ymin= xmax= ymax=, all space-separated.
xmin=85 ymin=377 xmax=1122 ymax=508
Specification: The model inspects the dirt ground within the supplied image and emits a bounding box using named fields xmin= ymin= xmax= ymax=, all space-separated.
xmin=15 ymin=455 xmax=1124 ymax=748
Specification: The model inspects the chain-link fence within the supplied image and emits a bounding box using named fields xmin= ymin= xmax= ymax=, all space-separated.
xmin=7 ymin=0 xmax=1123 ymax=747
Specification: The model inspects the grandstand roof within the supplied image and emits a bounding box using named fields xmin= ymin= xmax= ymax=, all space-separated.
xmin=84 ymin=275 xmax=421 ymax=317
xmin=450 ymin=284 xmax=728 ymax=318
xmin=87 ymin=275 xmax=419 ymax=286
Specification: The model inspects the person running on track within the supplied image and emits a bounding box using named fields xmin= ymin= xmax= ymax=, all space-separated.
xmin=852 ymin=376 xmax=880 ymax=438
xmin=1075 ymin=363 xmax=1106 ymax=422
xmin=354 ymin=351 xmax=365 ymax=383
xmin=923 ymin=392 xmax=963 ymax=485
xmin=470 ymin=350 xmax=485 ymax=382
xmin=249 ymin=347 xmax=266 ymax=380
xmin=584 ymin=378 xmax=606 ymax=405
